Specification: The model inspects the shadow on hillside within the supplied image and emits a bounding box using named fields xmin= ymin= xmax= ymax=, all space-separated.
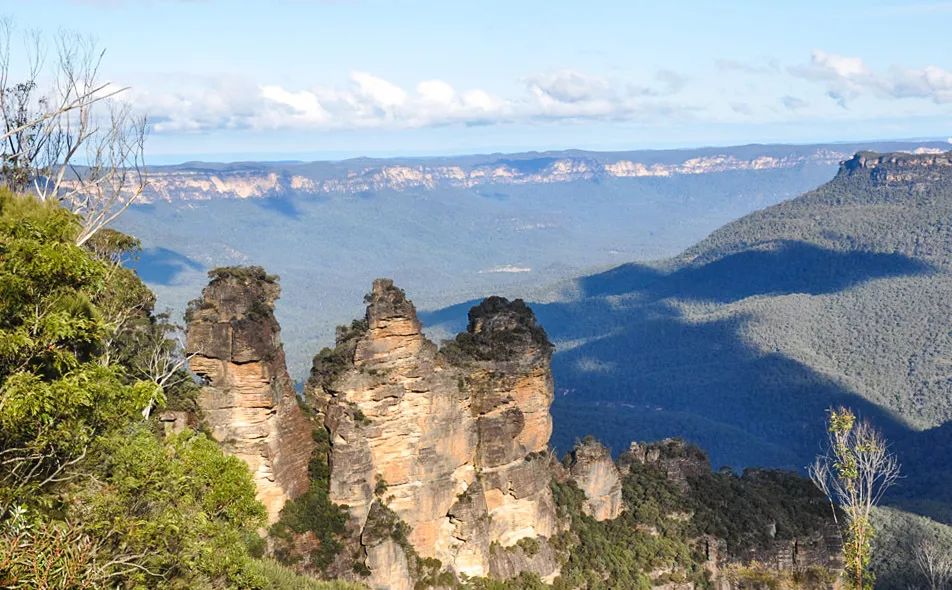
xmin=256 ymin=194 xmax=304 ymax=219
xmin=421 ymin=240 xmax=932 ymax=478
xmin=128 ymin=247 xmax=204 ymax=285
xmin=577 ymin=240 xmax=933 ymax=303
xmin=889 ymin=422 xmax=952 ymax=523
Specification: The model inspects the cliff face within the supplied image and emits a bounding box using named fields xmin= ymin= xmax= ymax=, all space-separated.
xmin=185 ymin=267 xmax=314 ymax=523
xmin=840 ymin=150 xmax=952 ymax=185
xmin=566 ymin=439 xmax=623 ymax=521
xmin=114 ymin=146 xmax=892 ymax=203
xmin=308 ymin=280 xmax=559 ymax=585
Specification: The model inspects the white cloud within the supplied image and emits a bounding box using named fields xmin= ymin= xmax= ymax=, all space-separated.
xmin=132 ymin=67 xmax=688 ymax=133
xmin=260 ymin=85 xmax=329 ymax=124
xmin=351 ymin=71 xmax=407 ymax=108
xmin=524 ymin=69 xmax=685 ymax=121
xmin=792 ymin=50 xmax=952 ymax=106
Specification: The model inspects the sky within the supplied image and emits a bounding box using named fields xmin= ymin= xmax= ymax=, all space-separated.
xmin=4 ymin=0 xmax=952 ymax=162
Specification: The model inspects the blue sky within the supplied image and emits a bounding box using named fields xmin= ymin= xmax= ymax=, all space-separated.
xmin=5 ymin=0 xmax=952 ymax=162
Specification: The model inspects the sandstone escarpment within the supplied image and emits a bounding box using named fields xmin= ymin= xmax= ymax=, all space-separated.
xmin=840 ymin=150 xmax=952 ymax=185
xmin=186 ymin=267 xmax=314 ymax=523
xmin=308 ymin=280 xmax=560 ymax=586
xmin=566 ymin=438 xmax=623 ymax=521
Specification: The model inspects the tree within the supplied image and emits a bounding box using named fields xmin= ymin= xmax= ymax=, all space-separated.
xmin=810 ymin=408 xmax=900 ymax=590
xmin=0 ymin=189 xmax=156 ymax=514
xmin=0 ymin=20 xmax=146 ymax=247
xmin=912 ymin=534 xmax=952 ymax=590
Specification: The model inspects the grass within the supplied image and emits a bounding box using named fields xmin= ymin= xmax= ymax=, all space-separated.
xmin=249 ymin=558 xmax=365 ymax=590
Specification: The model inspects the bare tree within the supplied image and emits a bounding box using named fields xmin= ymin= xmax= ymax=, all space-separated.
xmin=0 ymin=21 xmax=145 ymax=246
xmin=810 ymin=407 xmax=901 ymax=590
xmin=136 ymin=316 xmax=196 ymax=419
xmin=913 ymin=535 xmax=952 ymax=590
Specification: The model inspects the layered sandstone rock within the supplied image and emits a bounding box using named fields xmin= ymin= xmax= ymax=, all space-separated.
xmin=308 ymin=280 xmax=559 ymax=586
xmin=186 ymin=267 xmax=314 ymax=523
xmin=566 ymin=439 xmax=623 ymax=521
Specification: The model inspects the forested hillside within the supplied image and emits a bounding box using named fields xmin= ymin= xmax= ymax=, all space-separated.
xmin=118 ymin=142 xmax=950 ymax=377
xmin=423 ymin=151 xmax=952 ymax=523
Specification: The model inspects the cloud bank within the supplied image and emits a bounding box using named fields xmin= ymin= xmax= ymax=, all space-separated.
xmin=132 ymin=68 xmax=688 ymax=133
xmin=129 ymin=51 xmax=952 ymax=134
xmin=792 ymin=50 xmax=952 ymax=107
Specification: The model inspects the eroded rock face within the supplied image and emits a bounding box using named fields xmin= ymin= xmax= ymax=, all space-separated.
xmin=309 ymin=280 xmax=559 ymax=584
xmin=566 ymin=439 xmax=624 ymax=521
xmin=186 ymin=267 xmax=314 ymax=523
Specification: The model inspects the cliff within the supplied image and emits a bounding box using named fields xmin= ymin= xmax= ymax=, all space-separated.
xmin=115 ymin=145 xmax=929 ymax=203
xmin=185 ymin=266 xmax=315 ymax=523
xmin=565 ymin=438 xmax=624 ymax=521
xmin=178 ymin=269 xmax=845 ymax=588
xmin=840 ymin=150 xmax=952 ymax=184
xmin=307 ymin=280 xmax=560 ymax=587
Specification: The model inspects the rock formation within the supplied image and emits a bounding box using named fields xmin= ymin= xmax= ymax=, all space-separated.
xmin=841 ymin=150 xmax=952 ymax=184
xmin=566 ymin=438 xmax=623 ymax=521
xmin=181 ymin=270 xmax=843 ymax=589
xmin=307 ymin=280 xmax=560 ymax=586
xmin=618 ymin=438 xmax=711 ymax=493
xmin=619 ymin=439 xmax=843 ymax=589
xmin=186 ymin=267 xmax=314 ymax=523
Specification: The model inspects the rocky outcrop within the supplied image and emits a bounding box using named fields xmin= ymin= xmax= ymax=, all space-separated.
xmin=707 ymin=524 xmax=844 ymax=590
xmin=566 ymin=438 xmax=623 ymax=521
xmin=618 ymin=438 xmax=711 ymax=493
xmin=185 ymin=267 xmax=314 ymax=523
xmin=308 ymin=280 xmax=559 ymax=585
xmin=840 ymin=150 xmax=952 ymax=185
xmin=619 ymin=439 xmax=842 ymax=589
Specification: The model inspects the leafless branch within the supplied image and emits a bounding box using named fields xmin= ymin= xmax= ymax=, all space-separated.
xmin=0 ymin=22 xmax=146 ymax=246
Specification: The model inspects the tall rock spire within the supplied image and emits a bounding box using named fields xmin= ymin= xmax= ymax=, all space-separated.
xmin=185 ymin=266 xmax=314 ymax=523
xmin=308 ymin=280 xmax=561 ymax=587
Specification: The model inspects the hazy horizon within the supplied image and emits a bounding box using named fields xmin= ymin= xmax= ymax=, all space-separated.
xmin=9 ymin=0 xmax=952 ymax=162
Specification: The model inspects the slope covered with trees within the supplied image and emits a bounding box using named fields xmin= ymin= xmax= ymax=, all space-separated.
xmin=423 ymin=151 xmax=952 ymax=525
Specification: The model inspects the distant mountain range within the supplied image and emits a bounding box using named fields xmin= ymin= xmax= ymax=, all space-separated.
xmin=423 ymin=149 xmax=952 ymax=523
xmin=137 ymin=141 xmax=950 ymax=202
xmin=118 ymin=140 xmax=949 ymax=379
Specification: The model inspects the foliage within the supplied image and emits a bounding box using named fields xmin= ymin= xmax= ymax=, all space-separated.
xmin=0 ymin=190 xmax=105 ymax=379
xmin=0 ymin=190 xmax=272 ymax=589
xmin=0 ymin=189 xmax=159 ymax=512
xmin=688 ymin=468 xmax=833 ymax=553
xmin=68 ymin=426 xmax=266 ymax=588
xmin=546 ymin=477 xmax=703 ymax=590
xmin=207 ymin=265 xmax=279 ymax=285
xmin=307 ymin=319 xmax=367 ymax=394
xmin=271 ymin=428 xmax=349 ymax=574
xmin=871 ymin=506 xmax=952 ymax=590
xmin=247 ymin=558 xmax=364 ymax=590
xmin=810 ymin=408 xmax=900 ymax=589
xmin=0 ymin=512 xmax=115 ymax=589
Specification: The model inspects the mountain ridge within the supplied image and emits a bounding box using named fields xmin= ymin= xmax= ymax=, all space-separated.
xmin=422 ymin=149 xmax=952 ymax=523
xmin=131 ymin=141 xmax=950 ymax=202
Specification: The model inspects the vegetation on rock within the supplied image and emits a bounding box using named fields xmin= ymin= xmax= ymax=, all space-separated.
xmin=0 ymin=189 xmax=309 ymax=589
